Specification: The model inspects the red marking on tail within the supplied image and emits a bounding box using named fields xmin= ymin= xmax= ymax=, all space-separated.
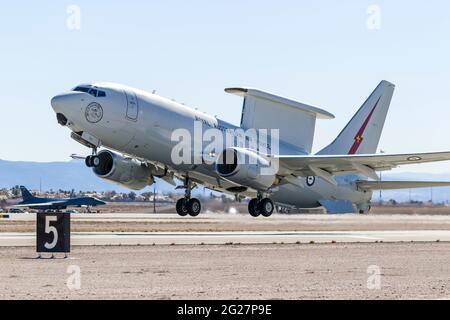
xmin=348 ymin=96 xmax=382 ymax=155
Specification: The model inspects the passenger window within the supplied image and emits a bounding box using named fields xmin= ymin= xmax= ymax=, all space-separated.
xmin=97 ymin=91 xmax=106 ymax=97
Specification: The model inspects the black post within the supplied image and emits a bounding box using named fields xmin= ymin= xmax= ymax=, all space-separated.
xmin=153 ymin=185 xmax=156 ymax=213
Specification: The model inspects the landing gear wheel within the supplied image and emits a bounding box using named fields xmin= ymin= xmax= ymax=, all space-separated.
xmin=248 ymin=198 xmax=261 ymax=217
xmin=187 ymin=198 xmax=201 ymax=217
xmin=176 ymin=199 xmax=189 ymax=216
xmin=259 ymin=198 xmax=274 ymax=217
xmin=85 ymin=155 xmax=100 ymax=167
xmin=91 ymin=155 xmax=100 ymax=167
xmin=85 ymin=156 xmax=93 ymax=167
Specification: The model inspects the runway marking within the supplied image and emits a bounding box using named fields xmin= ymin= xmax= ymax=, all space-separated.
xmin=0 ymin=230 xmax=448 ymax=246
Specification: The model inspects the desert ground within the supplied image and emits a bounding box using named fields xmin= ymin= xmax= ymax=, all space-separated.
xmin=1 ymin=243 xmax=449 ymax=299
xmin=1 ymin=204 xmax=450 ymax=300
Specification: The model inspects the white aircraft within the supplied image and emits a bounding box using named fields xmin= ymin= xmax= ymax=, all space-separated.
xmin=51 ymin=80 xmax=450 ymax=217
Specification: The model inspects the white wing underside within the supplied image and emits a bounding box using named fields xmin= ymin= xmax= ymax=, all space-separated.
xmin=276 ymin=151 xmax=450 ymax=185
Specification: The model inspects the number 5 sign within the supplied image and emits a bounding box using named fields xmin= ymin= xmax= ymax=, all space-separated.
xmin=37 ymin=213 xmax=70 ymax=253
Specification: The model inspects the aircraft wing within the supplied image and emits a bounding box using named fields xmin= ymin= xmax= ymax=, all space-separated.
xmin=356 ymin=181 xmax=450 ymax=190
xmin=276 ymin=151 xmax=450 ymax=185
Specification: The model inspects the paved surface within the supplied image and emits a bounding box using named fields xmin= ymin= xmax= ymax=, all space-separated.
xmin=3 ymin=213 xmax=450 ymax=246
xmin=9 ymin=212 xmax=450 ymax=223
xmin=2 ymin=212 xmax=450 ymax=299
xmin=4 ymin=213 xmax=450 ymax=233
xmin=1 ymin=243 xmax=450 ymax=299
xmin=0 ymin=230 xmax=449 ymax=247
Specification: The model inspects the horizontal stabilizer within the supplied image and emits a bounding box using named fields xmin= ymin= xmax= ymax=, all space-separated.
xmin=357 ymin=181 xmax=450 ymax=191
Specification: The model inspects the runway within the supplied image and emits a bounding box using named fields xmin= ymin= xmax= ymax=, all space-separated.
xmin=3 ymin=212 xmax=450 ymax=246
xmin=1 ymin=230 xmax=449 ymax=246
xmin=2 ymin=213 xmax=450 ymax=299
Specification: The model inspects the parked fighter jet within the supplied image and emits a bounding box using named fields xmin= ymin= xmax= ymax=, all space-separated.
xmin=15 ymin=186 xmax=105 ymax=211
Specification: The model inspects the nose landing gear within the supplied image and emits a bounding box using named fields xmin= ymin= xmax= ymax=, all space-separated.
xmin=175 ymin=177 xmax=202 ymax=217
xmin=85 ymin=155 xmax=100 ymax=168
xmin=248 ymin=194 xmax=274 ymax=217
xmin=84 ymin=148 xmax=100 ymax=168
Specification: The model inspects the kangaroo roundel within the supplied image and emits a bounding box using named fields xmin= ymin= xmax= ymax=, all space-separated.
xmin=85 ymin=102 xmax=103 ymax=123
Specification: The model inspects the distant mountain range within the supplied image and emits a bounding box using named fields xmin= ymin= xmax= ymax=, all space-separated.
xmin=1 ymin=158 xmax=450 ymax=202
xmin=0 ymin=158 xmax=176 ymax=194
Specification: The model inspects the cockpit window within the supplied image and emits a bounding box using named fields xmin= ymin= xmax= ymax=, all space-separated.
xmin=73 ymin=86 xmax=106 ymax=97
xmin=73 ymin=86 xmax=90 ymax=93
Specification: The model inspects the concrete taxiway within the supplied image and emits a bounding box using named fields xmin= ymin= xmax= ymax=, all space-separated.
xmin=0 ymin=230 xmax=449 ymax=247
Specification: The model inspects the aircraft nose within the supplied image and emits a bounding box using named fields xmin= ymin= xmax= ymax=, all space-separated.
xmin=51 ymin=94 xmax=69 ymax=126
xmin=51 ymin=93 xmax=82 ymax=126
xmin=51 ymin=94 xmax=70 ymax=112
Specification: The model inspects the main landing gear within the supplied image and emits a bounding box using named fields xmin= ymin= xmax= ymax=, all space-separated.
xmin=248 ymin=194 xmax=274 ymax=217
xmin=175 ymin=177 xmax=201 ymax=217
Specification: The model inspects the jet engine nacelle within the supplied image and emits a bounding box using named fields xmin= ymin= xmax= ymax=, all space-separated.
xmin=93 ymin=150 xmax=154 ymax=190
xmin=215 ymin=147 xmax=277 ymax=191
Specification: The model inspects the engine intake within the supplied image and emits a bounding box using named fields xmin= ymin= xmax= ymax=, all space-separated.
xmin=93 ymin=150 xmax=154 ymax=190
xmin=216 ymin=149 xmax=238 ymax=176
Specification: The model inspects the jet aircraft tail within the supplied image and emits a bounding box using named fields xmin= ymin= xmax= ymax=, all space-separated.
xmin=20 ymin=186 xmax=35 ymax=202
xmin=318 ymin=80 xmax=395 ymax=155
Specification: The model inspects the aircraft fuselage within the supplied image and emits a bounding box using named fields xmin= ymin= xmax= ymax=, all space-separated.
xmin=51 ymin=83 xmax=372 ymax=212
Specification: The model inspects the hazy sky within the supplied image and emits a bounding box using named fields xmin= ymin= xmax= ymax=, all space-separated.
xmin=1 ymin=1 xmax=450 ymax=173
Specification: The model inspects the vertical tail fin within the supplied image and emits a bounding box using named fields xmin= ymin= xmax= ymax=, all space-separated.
xmin=20 ymin=186 xmax=35 ymax=201
xmin=318 ymin=80 xmax=395 ymax=155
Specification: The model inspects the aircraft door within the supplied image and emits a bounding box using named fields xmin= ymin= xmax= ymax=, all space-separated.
xmin=124 ymin=90 xmax=139 ymax=121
